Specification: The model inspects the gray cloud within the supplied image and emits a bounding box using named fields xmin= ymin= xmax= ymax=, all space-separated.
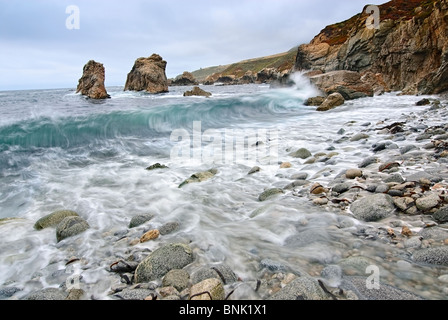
xmin=0 ymin=0 xmax=385 ymax=90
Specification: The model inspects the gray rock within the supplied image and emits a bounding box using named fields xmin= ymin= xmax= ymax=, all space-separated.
xmin=375 ymin=184 xmax=390 ymax=193
xmin=320 ymin=265 xmax=343 ymax=287
xmin=350 ymin=133 xmax=369 ymax=142
xmin=343 ymin=276 xmax=423 ymax=300
xmin=34 ymin=210 xmax=79 ymax=230
xmin=405 ymin=171 xmax=443 ymax=183
xmin=56 ymin=216 xmax=90 ymax=242
xmin=260 ymin=259 xmax=288 ymax=272
xmin=383 ymin=174 xmax=405 ymax=184
xmin=350 ymin=194 xmax=396 ymax=222
xmin=159 ymin=221 xmax=180 ymax=235
xmin=145 ymin=163 xmax=168 ymax=170
xmin=290 ymin=172 xmax=308 ymax=180
xmin=338 ymin=256 xmax=377 ymax=275
xmin=268 ymin=276 xmax=329 ymax=300
xmin=404 ymin=237 xmax=422 ymax=249
xmin=129 ymin=213 xmax=155 ymax=228
xmin=258 ymin=188 xmax=284 ymax=201
xmin=358 ymin=156 xmax=379 ymax=168
xmin=134 ymin=243 xmax=194 ymax=283
xmin=400 ymin=145 xmax=417 ymax=155
xmin=162 ymin=269 xmax=190 ymax=292
xmin=415 ymin=192 xmax=440 ymax=211
xmin=418 ymin=227 xmax=448 ymax=240
xmin=191 ymin=264 xmax=238 ymax=285
xmin=433 ymin=206 xmax=448 ymax=223
xmin=189 ymin=278 xmax=225 ymax=300
xmin=248 ymin=166 xmax=261 ymax=174
xmin=289 ymin=148 xmax=312 ymax=159
xmin=284 ymin=229 xmax=328 ymax=247
xmin=0 ymin=287 xmax=22 ymax=299
xmin=113 ymin=288 xmax=154 ymax=300
xmin=178 ymin=169 xmax=218 ymax=188
xmin=412 ymin=247 xmax=448 ymax=266
xmin=284 ymin=180 xmax=310 ymax=190
xmin=26 ymin=288 xmax=68 ymax=300
xmin=332 ymin=182 xmax=351 ymax=194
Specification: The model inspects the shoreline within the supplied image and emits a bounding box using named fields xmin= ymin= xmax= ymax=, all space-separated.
xmin=0 ymin=89 xmax=447 ymax=301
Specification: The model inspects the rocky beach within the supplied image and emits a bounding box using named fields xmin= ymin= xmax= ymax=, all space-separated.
xmin=1 ymin=0 xmax=448 ymax=302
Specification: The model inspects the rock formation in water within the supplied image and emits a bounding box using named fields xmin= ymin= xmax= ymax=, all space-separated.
xmin=124 ymin=54 xmax=169 ymax=93
xmin=170 ymin=71 xmax=199 ymax=86
xmin=76 ymin=60 xmax=110 ymax=99
xmin=183 ymin=86 xmax=212 ymax=97
xmin=295 ymin=0 xmax=448 ymax=95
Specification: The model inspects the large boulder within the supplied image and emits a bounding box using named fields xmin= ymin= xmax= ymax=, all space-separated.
xmin=34 ymin=210 xmax=79 ymax=230
xmin=171 ymin=71 xmax=199 ymax=86
xmin=124 ymin=54 xmax=169 ymax=93
xmin=350 ymin=193 xmax=395 ymax=222
xmin=316 ymin=92 xmax=345 ymax=111
xmin=76 ymin=60 xmax=110 ymax=99
xmin=134 ymin=243 xmax=194 ymax=283
xmin=309 ymin=71 xmax=373 ymax=100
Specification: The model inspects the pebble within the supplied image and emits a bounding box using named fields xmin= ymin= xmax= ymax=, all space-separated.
xmin=346 ymin=169 xmax=363 ymax=179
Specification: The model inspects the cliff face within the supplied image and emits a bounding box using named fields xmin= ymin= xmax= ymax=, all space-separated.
xmin=124 ymin=54 xmax=169 ymax=93
xmin=295 ymin=0 xmax=448 ymax=94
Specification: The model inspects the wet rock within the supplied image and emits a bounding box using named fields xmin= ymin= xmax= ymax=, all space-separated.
xmin=415 ymin=192 xmax=440 ymax=211
xmin=289 ymin=148 xmax=312 ymax=159
xmin=134 ymin=243 xmax=194 ymax=283
xmin=258 ymin=188 xmax=284 ymax=201
xmin=404 ymin=237 xmax=422 ymax=249
xmin=178 ymin=168 xmax=218 ymax=188
xmin=344 ymin=276 xmax=423 ymax=300
xmin=350 ymin=133 xmax=369 ymax=142
xmin=171 ymin=71 xmax=199 ymax=86
xmin=183 ymin=86 xmax=212 ymax=97
xmin=145 ymin=163 xmax=168 ymax=170
xmin=383 ymin=174 xmax=405 ymax=184
xmin=0 ymin=286 xmax=22 ymax=299
xmin=338 ymin=256 xmax=378 ymax=275
xmin=416 ymin=98 xmax=431 ymax=106
xmin=394 ymin=197 xmax=417 ymax=214
xmin=284 ymin=229 xmax=328 ymax=247
xmin=189 ymin=278 xmax=225 ymax=300
xmin=358 ymin=156 xmax=379 ymax=168
xmin=412 ymin=247 xmax=448 ymax=266
xmin=34 ymin=210 xmax=79 ymax=230
xmin=310 ymin=183 xmax=327 ymax=195
xmin=316 ymin=92 xmax=345 ymax=111
xmin=331 ymin=182 xmax=351 ymax=194
xmin=140 ymin=229 xmax=160 ymax=243
xmin=260 ymin=259 xmax=288 ymax=272
xmin=129 ymin=213 xmax=155 ymax=228
xmin=56 ymin=216 xmax=90 ymax=242
xmin=124 ymin=53 xmax=169 ymax=93
xmin=405 ymin=171 xmax=442 ymax=183
xmin=248 ymin=166 xmax=261 ymax=174
xmin=400 ymin=145 xmax=418 ymax=155
xmin=76 ymin=60 xmax=110 ymax=99
xmin=290 ymin=172 xmax=308 ymax=180
xmin=284 ymin=180 xmax=310 ymax=190
xmin=418 ymin=227 xmax=448 ymax=241
xmin=113 ymin=288 xmax=155 ymax=300
xmin=350 ymin=194 xmax=395 ymax=222
xmin=375 ymin=184 xmax=390 ymax=193
xmin=159 ymin=221 xmax=180 ymax=235
xmin=304 ymin=96 xmax=325 ymax=106
xmin=280 ymin=162 xmax=292 ymax=168
xmin=320 ymin=265 xmax=343 ymax=287
xmin=433 ymin=206 xmax=448 ymax=223
xmin=268 ymin=276 xmax=329 ymax=300
xmin=162 ymin=269 xmax=190 ymax=292
xmin=26 ymin=288 xmax=68 ymax=300
xmin=346 ymin=168 xmax=363 ymax=179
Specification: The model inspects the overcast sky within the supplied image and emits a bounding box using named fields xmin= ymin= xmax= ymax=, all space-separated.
xmin=0 ymin=0 xmax=386 ymax=91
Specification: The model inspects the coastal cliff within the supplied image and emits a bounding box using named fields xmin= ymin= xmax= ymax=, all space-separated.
xmin=295 ymin=0 xmax=448 ymax=95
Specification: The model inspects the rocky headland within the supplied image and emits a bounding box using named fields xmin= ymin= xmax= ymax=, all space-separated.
xmin=296 ymin=0 xmax=448 ymax=110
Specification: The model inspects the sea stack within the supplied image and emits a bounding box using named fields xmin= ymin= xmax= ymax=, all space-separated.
xmin=76 ymin=60 xmax=110 ymax=99
xmin=124 ymin=53 xmax=169 ymax=93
